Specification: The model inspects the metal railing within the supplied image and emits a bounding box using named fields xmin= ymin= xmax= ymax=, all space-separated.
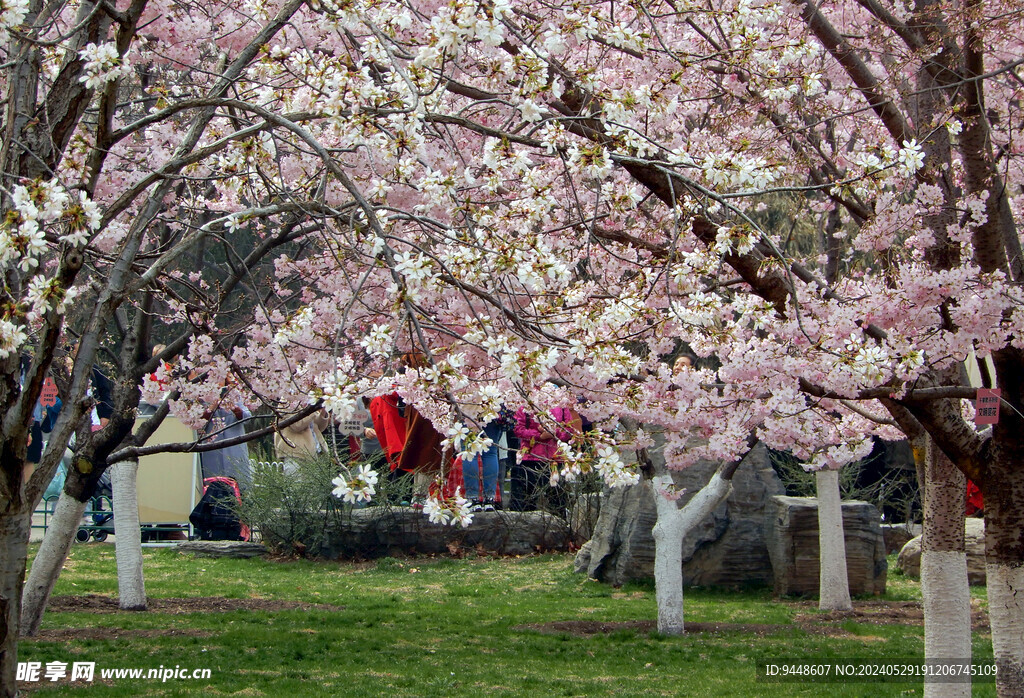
xmin=32 ymin=495 xmax=191 ymax=544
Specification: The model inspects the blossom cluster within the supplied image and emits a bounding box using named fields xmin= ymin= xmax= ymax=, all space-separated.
xmin=332 ymin=464 xmax=379 ymax=503
xmin=423 ymin=488 xmax=474 ymax=528
xmin=78 ymin=43 xmax=132 ymax=89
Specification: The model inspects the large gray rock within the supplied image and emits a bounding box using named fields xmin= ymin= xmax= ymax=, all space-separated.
xmin=764 ymin=495 xmax=887 ymax=596
xmin=881 ymin=523 xmax=921 ymax=555
xmin=574 ymin=443 xmax=785 ymax=587
xmin=306 ymin=508 xmax=571 ymax=559
xmin=896 ymin=516 xmax=987 ymax=585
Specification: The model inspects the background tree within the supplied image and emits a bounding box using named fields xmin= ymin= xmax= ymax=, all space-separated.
xmin=0 ymin=0 xmax=351 ymax=687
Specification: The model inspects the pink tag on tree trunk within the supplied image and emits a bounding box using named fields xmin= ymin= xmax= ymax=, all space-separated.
xmin=974 ymin=388 xmax=1001 ymax=425
xmin=40 ymin=377 xmax=59 ymax=408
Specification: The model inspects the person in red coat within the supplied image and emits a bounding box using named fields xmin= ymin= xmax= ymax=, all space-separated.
xmin=966 ymin=479 xmax=984 ymax=516
xmin=369 ymin=392 xmax=411 ymax=503
xmin=398 ymin=404 xmax=446 ymax=506
xmin=369 ymin=393 xmax=406 ymax=470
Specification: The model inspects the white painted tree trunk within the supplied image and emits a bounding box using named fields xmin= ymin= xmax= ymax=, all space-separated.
xmin=652 ymin=471 xmax=733 ymax=635
xmin=920 ymin=439 xmax=970 ymax=698
xmin=20 ymin=493 xmax=87 ymax=636
xmin=0 ymin=509 xmax=31 ymax=696
xmin=110 ymin=459 xmax=146 ymax=610
xmin=815 ymin=468 xmax=851 ymax=611
xmin=921 ymin=551 xmax=971 ymax=698
xmin=652 ymin=498 xmax=684 ymax=636
xmin=987 ymin=563 xmax=1024 ymax=696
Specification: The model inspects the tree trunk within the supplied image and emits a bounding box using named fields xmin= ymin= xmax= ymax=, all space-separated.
xmin=987 ymin=562 xmax=1024 ymax=696
xmin=110 ymin=459 xmax=146 ymax=610
xmin=652 ymin=470 xmax=733 ymax=635
xmin=0 ymin=509 xmax=31 ymax=698
xmin=20 ymin=493 xmax=87 ymax=636
xmin=652 ymin=479 xmax=685 ymax=636
xmin=815 ymin=468 xmax=852 ymax=611
xmin=984 ymin=437 xmax=1024 ymax=696
xmin=920 ymin=438 xmax=970 ymax=698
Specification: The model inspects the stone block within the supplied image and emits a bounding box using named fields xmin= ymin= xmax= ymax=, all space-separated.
xmin=314 ymin=508 xmax=571 ymax=559
xmin=176 ymin=541 xmax=268 ymax=558
xmin=881 ymin=523 xmax=921 ymax=555
xmin=764 ymin=495 xmax=887 ymax=596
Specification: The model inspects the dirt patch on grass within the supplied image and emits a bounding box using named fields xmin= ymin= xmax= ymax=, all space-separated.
xmin=27 ymin=626 xmax=214 ymax=643
xmin=524 ymin=600 xmax=990 ymax=638
xmin=794 ymin=599 xmax=990 ymax=632
xmin=521 ymin=619 xmax=830 ymax=637
xmin=45 ymin=594 xmax=345 ymax=615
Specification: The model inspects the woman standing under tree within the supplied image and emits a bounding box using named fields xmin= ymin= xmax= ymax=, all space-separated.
xmin=512 ymin=405 xmax=581 ymax=514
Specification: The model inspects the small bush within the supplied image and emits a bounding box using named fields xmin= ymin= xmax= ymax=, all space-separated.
xmin=240 ymin=454 xmax=349 ymax=557
xmin=240 ymin=453 xmax=427 ymax=556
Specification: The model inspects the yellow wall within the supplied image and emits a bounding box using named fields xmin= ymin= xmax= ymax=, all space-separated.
xmin=135 ymin=416 xmax=202 ymax=524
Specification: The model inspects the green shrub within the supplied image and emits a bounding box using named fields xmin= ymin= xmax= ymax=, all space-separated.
xmin=239 ymin=453 xmax=426 ymax=556
xmin=239 ymin=454 xmax=348 ymax=556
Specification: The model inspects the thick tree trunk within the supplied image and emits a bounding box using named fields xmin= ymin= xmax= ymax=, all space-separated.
xmin=0 ymin=509 xmax=31 ymax=698
xmin=652 ymin=482 xmax=685 ymax=636
xmin=920 ymin=438 xmax=970 ymax=698
xmin=652 ymin=469 xmax=734 ymax=635
xmin=20 ymin=494 xmax=87 ymax=636
xmin=110 ymin=459 xmax=146 ymax=610
xmin=984 ymin=351 xmax=1024 ymax=698
xmin=987 ymin=563 xmax=1024 ymax=696
xmin=984 ymin=440 xmax=1024 ymax=695
xmin=815 ymin=468 xmax=852 ymax=611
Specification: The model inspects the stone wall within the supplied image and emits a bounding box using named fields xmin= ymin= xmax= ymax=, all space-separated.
xmin=267 ymin=508 xmax=572 ymax=559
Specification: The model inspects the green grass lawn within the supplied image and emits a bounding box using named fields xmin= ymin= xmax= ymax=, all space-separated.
xmin=17 ymin=546 xmax=995 ymax=697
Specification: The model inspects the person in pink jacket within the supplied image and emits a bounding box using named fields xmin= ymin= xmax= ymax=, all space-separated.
xmin=511 ymin=405 xmax=580 ymax=514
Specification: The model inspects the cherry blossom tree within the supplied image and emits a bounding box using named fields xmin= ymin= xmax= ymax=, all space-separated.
xmin=211 ymin=0 xmax=1018 ymax=691
xmin=3 ymin=0 xmax=1024 ymax=695
xmin=0 ymin=0 xmax=348 ymax=688
xmin=19 ymin=213 xmax=323 ymax=634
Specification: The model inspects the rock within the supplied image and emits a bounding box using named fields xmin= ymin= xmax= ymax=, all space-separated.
xmin=964 ymin=517 xmax=988 ymax=585
xmin=881 ymin=523 xmax=921 ymax=555
xmin=574 ymin=442 xmax=785 ymax=587
xmin=177 ymin=541 xmax=268 ymax=558
xmin=764 ymin=495 xmax=887 ymax=596
xmin=896 ymin=537 xmax=921 ymax=578
xmin=573 ymin=476 xmax=656 ymax=584
xmin=896 ymin=517 xmax=987 ymax=585
xmin=311 ymin=508 xmax=570 ymax=559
